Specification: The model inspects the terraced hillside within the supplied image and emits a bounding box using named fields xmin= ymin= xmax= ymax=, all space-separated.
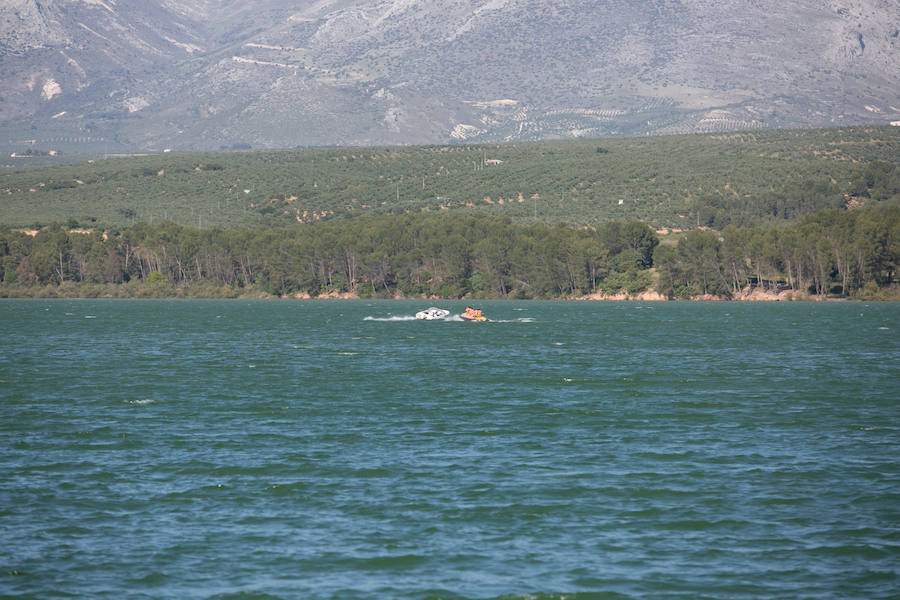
xmin=2 ymin=126 xmax=898 ymax=230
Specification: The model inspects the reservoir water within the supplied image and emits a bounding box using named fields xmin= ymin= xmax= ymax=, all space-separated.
xmin=2 ymin=299 xmax=898 ymax=599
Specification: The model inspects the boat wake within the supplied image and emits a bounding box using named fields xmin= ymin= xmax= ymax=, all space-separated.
xmin=488 ymin=317 xmax=534 ymax=323
xmin=364 ymin=314 xmax=535 ymax=323
xmin=363 ymin=315 xmax=419 ymax=322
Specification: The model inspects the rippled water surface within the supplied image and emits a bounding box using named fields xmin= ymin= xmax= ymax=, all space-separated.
xmin=2 ymin=299 xmax=898 ymax=599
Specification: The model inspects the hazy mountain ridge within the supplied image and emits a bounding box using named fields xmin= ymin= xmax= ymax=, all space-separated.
xmin=2 ymin=0 xmax=898 ymax=153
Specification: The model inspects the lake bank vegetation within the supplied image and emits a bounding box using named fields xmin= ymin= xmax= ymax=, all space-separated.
xmin=2 ymin=206 xmax=897 ymax=301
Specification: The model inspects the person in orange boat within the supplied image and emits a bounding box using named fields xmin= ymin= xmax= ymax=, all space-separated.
xmin=461 ymin=306 xmax=487 ymax=321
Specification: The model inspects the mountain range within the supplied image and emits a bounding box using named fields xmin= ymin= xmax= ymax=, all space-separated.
xmin=2 ymin=0 xmax=898 ymax=153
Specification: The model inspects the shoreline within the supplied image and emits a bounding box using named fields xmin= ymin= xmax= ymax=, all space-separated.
xmin=2 ymin=282 xmax=897 ymax=301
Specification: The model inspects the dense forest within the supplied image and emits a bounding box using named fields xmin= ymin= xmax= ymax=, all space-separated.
xmin=1 ymin=206 xmax=897 ymax=300
xmin=655 ymin=207 xmax=899 ymax=299
xmin=3 ymin=126 xmax=898 ymax=231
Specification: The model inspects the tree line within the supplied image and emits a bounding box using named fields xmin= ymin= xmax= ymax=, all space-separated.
xmin=0 ymin=215 xmax=658 ymax=299
xmin=655 ymin=206 xmax=899 ymax=299
xmin=0 ymin=207 xmax=897 ymax=299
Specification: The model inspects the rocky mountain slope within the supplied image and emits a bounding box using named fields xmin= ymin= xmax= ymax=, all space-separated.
xmin=2 ymin=0 xmax=898 ymax=153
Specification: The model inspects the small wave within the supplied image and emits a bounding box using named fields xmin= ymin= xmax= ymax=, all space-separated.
xmin=131 ymin=571 xmax=167 ymax=586
xmin=359 ymin=553 xmax=429 ymax=569
xmin=84 ymin=315 xmax=97 ymax=319
xmin=47 ymin=524 xmax=92 ymax=535
xmin=127 ymin=399 xmax=154 ymax=405
xmin=205 ymin=592 xmax=286 ymax=600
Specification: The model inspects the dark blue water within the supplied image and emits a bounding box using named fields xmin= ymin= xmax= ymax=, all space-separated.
xmin=2 ymin=300 xmax=898 ymax=599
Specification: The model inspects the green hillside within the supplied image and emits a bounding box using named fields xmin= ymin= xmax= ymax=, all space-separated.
xmin=2 ymin=126 xmax=898 ymax=230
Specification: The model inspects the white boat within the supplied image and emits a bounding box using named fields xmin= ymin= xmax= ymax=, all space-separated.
xmin=415 ymin=307 xmax=450 ymax=320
